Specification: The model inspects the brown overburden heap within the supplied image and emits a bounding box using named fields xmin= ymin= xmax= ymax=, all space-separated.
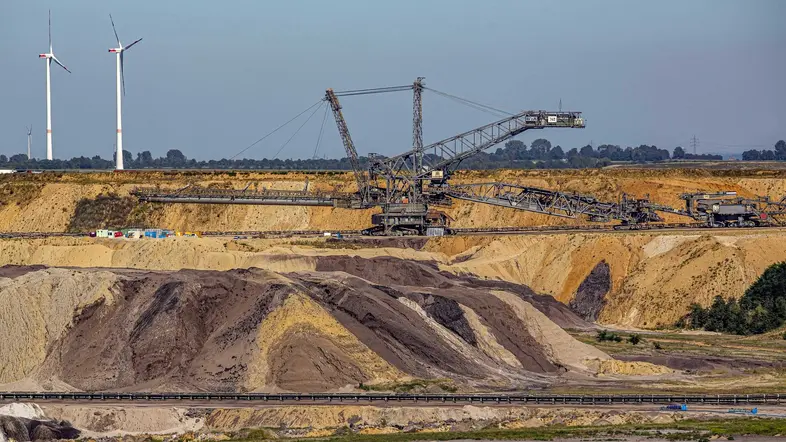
xmin=0 ymin=256 xmax=611 ymax=393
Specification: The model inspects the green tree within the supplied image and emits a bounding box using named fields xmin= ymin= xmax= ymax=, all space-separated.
xmin=579 ymin=144 xmax=595 ymax=157
xmin=742 ymin=150 xmax=762 ymax=161
xmin=136 ymin=151 xmax=154 ymax=168
xmin=681 ymin=261 xmax=786 ymax=335
xmin=530 ymin=139 xmax=552 ymax=158
xmin=704 ymin=295 xmax=730 ymax=332
xmin=166 ymin=149 xmax=187 ymax=166
xmin=775 ymin=140 xmax=786 ymax=161
xmin=673 ymin=146 xmax=685 ymax=159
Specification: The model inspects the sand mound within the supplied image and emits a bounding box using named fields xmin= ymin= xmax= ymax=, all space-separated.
xmin=490 ymin=290 xmax=609 ymax=371
xmin=246 ymin=293 xmax=403 ymax=391
xmin=0 ymin=257 xmax=649 ymax=392
xmin=0 ymin=268 xmax=119 ymax=384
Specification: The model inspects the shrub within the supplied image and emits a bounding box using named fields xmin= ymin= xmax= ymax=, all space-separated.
xmin=628 ymin=334 xmax=642 ymax=345
xmin=596 ymin=329 xmax=623 ymax=343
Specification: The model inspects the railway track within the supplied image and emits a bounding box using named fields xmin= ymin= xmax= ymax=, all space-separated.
xmin=0 ymin=392 xmax=783 ymax=405
xmin=1 ymin=223 xmax=785 ymax=240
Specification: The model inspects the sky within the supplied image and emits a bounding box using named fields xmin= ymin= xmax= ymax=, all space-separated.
xmin=0 ymin=0 xmax=784 ymax=161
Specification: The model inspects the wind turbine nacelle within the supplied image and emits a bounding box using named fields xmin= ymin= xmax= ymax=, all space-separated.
xmin=109 ymin=48 xmax=120 ymax=53
xmin=39 ymin=54 xmax=49 ymax=58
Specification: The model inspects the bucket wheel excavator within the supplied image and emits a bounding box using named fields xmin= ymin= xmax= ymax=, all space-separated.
xmin=135 ymin=79 xmax=686 ymax=235
xmin=322 ymin=79 xmax=586 ymax=235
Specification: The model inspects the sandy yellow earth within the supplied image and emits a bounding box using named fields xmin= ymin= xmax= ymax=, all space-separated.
xmin=433 ymin=230 xmax=786 ymax=327
xmin=245 ymin=293 xmax=405 ymax=390
xmin=2 ymin=168 xmax=786 ymax=232
xmin=1 ymin=227 xmax=784 ymax=328
xmin=36 ymin=403 xmax=694 ymax=438
xmin=0 ymin=268 xmax=119 ymax=384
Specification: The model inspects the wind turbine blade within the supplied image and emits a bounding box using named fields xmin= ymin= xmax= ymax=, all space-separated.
xmin=124 ymin=37 xmax=142 ymax=51
xmin=48 ymin=10 xmax=52 ymax=52
xmin=51 ymin=55 xmax=71 ymax=73
xmin=120 ymin=52 xmax=126 ymax=95
xmin=109 ymin=14 xmax=121 ymax=46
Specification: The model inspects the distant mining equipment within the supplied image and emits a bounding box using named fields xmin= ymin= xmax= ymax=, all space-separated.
xmin=680 ymin=192 xmax=786 ymax=227
xmin=129 ymin=78 xmax=786 ymax=236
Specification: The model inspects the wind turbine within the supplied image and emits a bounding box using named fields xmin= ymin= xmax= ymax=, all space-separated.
xmin=108 ymin=14 xmax=142 ymax=170
xmin=26 ymin=125 xmax=33 ymax=160
xmin=38 ymin=10 xmax=70 ymax=161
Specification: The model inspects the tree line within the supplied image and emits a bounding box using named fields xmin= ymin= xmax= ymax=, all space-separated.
xmin=0 ymin=138 xmax=724 ymax=171
xmin=678 ymin=261 xmax=786 ymax=335
xmin=741 ymin=140 xmax=786 ymax=161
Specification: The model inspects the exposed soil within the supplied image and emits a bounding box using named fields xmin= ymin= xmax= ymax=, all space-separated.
xmin=0 ymin=264 xmax=47 ymax=279
xmin=326 ymin=237 xmax=430 ymax=250
xmin=614 ymin=353 xmax=782 ymax=372
xmin=569 ymin=260 xmax=611 ymax=322
xmin=43 ymin=268 xmax=291 ymax=392
xmin=0 ymin=257 xmax=625 ymax=393
xmin=4 ymin=167 xmax=786 ymax=233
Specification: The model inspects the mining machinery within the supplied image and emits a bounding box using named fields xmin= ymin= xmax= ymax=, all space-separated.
xmin=321 ymin=82 xmax=588 ymax=234
xmin=678 ymin=191 xmax=786 ymax=227
xmin=136 ymin=79 xmax=601 ymax=235
xmin=134 ymin=79 xmax=783 ymax=234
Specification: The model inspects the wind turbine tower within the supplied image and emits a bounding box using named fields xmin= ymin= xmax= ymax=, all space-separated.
xmin=26 ymin=125 xmax=33 ymax=160
xmin=38 ymin=10 xmax=71 ymax=161
xmin=108 ymin=14 xmax=142 ymax=170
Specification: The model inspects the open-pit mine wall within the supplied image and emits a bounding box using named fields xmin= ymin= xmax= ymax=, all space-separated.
xmin=2 ymin=168 xmax=786 ymax=232
xmin=1 ymin=169 xmax=785 ymax=329
xmin=1 ymin=229 xmax=784 ymax=329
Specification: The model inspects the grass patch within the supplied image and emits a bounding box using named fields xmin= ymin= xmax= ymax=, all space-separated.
xmin=225 ymin=418 xmax=786 ymax=441
xmin=0 ymin=182 xmax=44 ymax=208
xmin=358 ymin=379 xmax=458 ymax=393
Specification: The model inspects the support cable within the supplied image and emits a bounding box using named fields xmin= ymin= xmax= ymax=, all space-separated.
xmin=229 ymin=100 xmax=323 ymax=160
xmin=272 ymin=102 xmax=325 ymax=159
xmin=333 ymin=85 xmax=413 ymax=96
xmin=424 ymin=87 xmax=512 ymax=117
xmin=312 ymin=103 xmax=330 ymax=159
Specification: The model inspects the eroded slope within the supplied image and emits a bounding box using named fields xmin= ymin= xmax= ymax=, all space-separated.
xmin=0 ymin=258 xmax=664 ymax=393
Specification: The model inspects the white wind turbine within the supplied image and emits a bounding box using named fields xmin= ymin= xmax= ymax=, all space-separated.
xmin=108 ymin=14 xmax=142 ymax=170
xmin=26 ymin=125 xmax=33 ymax=160
xmin=38 ymin=10 xmax=71 ymax=161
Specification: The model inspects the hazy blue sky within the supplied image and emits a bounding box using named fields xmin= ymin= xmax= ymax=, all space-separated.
xmin=1 ymin=0 xmax=784 ymax=161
